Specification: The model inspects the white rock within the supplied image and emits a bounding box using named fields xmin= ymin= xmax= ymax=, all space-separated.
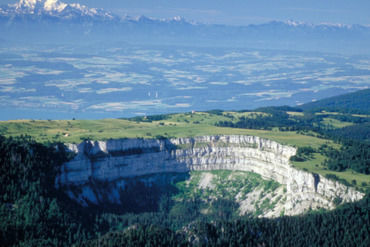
xmin=56 ymin=135 xmax=364 ymax=216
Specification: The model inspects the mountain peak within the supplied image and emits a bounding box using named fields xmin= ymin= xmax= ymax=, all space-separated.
xmin=15 ymin=0 xmax=67 ymax=13
xmin=0 ymin=1 xmax=366 ymax=31
xmin=2 ymin=0 xmax=115 ymax=19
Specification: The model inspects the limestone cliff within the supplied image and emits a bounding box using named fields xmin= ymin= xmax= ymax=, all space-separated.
xmin=56 ymin=135 xmax=364 ymax=216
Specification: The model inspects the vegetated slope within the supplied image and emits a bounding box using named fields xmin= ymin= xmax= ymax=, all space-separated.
xmin=327 ymin=122 xmax=370 ymax=142
xmin=0 ymin=136 xmax=88 ymax=246
xmin=299 ymin=88 xmax=370 ymax=114
xmin=1 ymin=135 xmax=369 ymax=247
xmin=83 ymin=196 xmax=370 ymax=247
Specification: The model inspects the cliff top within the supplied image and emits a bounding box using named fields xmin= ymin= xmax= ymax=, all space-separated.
xmin=0 ymin=111 xmax=329 ymax=148
xmin=0 ymin=110 xmax=369 ymax=191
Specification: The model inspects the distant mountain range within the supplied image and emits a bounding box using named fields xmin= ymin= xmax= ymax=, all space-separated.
xmin=0 ymin=0 xmax=191 ymax=24
xmin=0 ymin=0 xmax=113 ymax=20
xmin=1 ymin=0 xmax=370 ymax=54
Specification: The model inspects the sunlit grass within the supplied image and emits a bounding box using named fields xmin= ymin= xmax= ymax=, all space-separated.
xmin=0 ymin=118 xmax=332 ymax=149
xmin=292 ymin=153 xmax=369 ymax=190
xmin=1 ymin=111 xmax=368 ymax=190
xmin=321 ymin=118 xmax=353 ymax=128
xmin=287 ymin=111 xmax=304 ymax=116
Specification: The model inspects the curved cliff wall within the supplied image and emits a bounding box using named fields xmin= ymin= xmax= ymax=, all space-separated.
xmin=56 ymin=135 xmax=364 ymax=215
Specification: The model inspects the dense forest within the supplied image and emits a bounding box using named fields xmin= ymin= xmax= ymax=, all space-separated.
xmin=0 ymin=136 xmax=87 ymax=246
xmin=0 ymin=135 xmax=369 ymax=246
xmin=300 ymin=88 xmax=370 ymax=114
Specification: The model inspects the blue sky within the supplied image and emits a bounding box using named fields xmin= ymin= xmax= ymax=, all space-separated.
xmin=1 ymin=0 xmax=370 ymax=25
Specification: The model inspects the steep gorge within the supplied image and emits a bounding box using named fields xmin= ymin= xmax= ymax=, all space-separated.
xmin=56 ymin=135 xmax=364 ymax=216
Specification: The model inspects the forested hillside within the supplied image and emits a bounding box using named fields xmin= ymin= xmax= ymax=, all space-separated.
xmin=300 ymin=88 xmax=370 ymax=114
xmin=0 ymin=135 xmax=369 ymax=246
xmin=0 ymin=136 xmax=88 ymax=246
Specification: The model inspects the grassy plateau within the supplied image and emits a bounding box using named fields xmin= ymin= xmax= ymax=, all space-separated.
xmin=0 ymin=111 xmax=368 ymax=190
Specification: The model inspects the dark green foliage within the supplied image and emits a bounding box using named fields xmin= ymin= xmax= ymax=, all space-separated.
xmin=320 ymin=141 xmax=370 ymax=174
xmin=205 ymin=109 xmax=224 ymax=115
xmin=324 ymin=174 xmax=351 ymax=186
xmin=127 ymin=114 xmax=170 ymax=122
xmin=118 ymin=180 xmax=178 ymax=214
xmin=216 ymin=106 xmax=320 ymax=131
xmin=81 ymin=195 xmax=370 ymax=247
xmin=326 ymin=114 xmax=369 ymax=124
xmin=81 ymin=224 xmax=187 ymax=247
xmin=189 ymin=195 xmax=370 ymax=247
xmin=333 ymin=197 xmax=343 ymax=206
xmin=325 ymin=173 xmax=340 ymax=180
xmin=0 ymin=135 xmax=87 ymax=246
xmin=300 ymin=88 xmax=370 ymax=114
xmin=290 ymin=146 xmax=316 ymax=162
xmin=327 ymin=122 xmax=370 ymax=142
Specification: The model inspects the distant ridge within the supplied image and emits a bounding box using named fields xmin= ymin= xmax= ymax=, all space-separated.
xmin=300 ymin=88 xmax=370 ymax=114
xmin=0 ymin=0 xmax=190 ymax=23
xmin=1 ymin=0 xmax=370 ymax=54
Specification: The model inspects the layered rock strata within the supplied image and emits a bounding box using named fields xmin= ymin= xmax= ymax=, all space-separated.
xmin=56 ymin=135 xmax=364 ymax=215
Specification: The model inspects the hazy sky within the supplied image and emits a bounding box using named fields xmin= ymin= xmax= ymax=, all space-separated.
xmin=1 ymin=0 xmax=370 ymax=25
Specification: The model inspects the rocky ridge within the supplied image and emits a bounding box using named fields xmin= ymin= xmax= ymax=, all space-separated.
xmin=56 ymin=135 xmax=364 ymax=216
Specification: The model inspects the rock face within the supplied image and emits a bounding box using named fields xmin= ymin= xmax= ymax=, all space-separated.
xmin=56 ymin=135 xmax=364 ymax=216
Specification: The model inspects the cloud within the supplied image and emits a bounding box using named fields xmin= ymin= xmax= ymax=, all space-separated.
xmin=88 ymin=99 xmax=191 ymax=112
xmin=318 ymin=75 xmax=370 ymax=84
xmin=96 ymin=87 xmax=132 ymax=94
xmin=45 ymin=78 xmax=93 ymax=90
xmin=0 ymin=96 xmax=83 ymax=110
xmin=77 ymin=88 xmax=93 ymax=93
xmin=0 ymin=86 xmax=36 ymax=93
xmin=206 ymin=99 xmax=221 ymax=103
xmin=0 ymin=78 xmax=17 ymax=85
xmin=33 ymin=68 xmax=64 ymax=75
xmin=173 ymin=103 xmax=191 ymax=107
xmin=209 ymin=81 xmax=229 ymax=85
xmin=242 ymin=90 xmax=294 ymax=101
xmin=177 ymin=86 xmax=207 ymax=90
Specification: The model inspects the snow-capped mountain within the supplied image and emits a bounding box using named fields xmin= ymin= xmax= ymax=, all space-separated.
xmin=15 ymin=0 xmax=69 ymax=13
xmin=0 ymin=0 xmax=369 ymax=55
xmin=1 ymin=0 xmax=368 ymax=29
xmin=0 ymin=0 xmax=115 ymax=20
xmin=0 ymin=0 xmax=194 ymax=24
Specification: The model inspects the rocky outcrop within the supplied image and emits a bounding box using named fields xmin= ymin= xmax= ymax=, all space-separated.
xmin=56 ymin=135 xmax=364 ymax=215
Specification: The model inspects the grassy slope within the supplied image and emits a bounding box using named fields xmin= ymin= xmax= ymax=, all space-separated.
xmin=0 ymin=111 xmax=368 ymax=190
xmin=321 ymin=118 xmax=354 ymax=128
xmin=0 ymin=113 xmax=328 ymax=148
xmin=173 ymin=170 xmax=282 ymax=217
xmin=292 ymin=153 xmax=369 ymax=190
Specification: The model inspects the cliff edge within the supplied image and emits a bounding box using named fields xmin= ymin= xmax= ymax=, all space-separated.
xmin=56 ymin=135 xmax=364 ymax=216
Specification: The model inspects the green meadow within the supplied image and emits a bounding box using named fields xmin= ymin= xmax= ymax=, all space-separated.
xmin=0 ymin=111 xmax=368 ymax=190
xmin=0 ymin=112 xmax=329 ymax=148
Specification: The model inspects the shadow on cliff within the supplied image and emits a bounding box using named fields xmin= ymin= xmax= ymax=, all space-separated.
xmin=84 ymin=172 xmax=191 ymax=215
